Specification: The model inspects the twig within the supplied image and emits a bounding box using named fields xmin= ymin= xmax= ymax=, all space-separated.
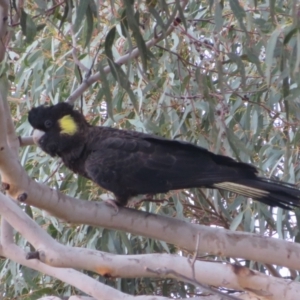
xmin=66 ymin=0 xmax=189 ymax=104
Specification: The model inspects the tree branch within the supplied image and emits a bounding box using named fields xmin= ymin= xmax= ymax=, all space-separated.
xmin=0 ymin=203 xmax=170 ymax=299
xmin=0 ymin=189 xmax=299 ymax=299
xmin=0 ymin=0 xmax=8 ymax=61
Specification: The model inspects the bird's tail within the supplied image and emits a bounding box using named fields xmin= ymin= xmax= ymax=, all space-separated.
xmin=213 ymin=178 xmax=300 ymax=209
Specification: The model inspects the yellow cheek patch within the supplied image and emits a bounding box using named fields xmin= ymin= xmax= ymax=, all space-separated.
xmin=58 ymin=115 xmax=78 ymax=135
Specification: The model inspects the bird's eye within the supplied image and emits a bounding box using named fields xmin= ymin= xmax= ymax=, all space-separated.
xmin=44 ymin=120 xmax=52 ymax=128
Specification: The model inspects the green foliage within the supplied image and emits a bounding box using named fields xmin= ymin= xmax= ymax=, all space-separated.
xmin=2 ymin=0 xmax=300 ymax=298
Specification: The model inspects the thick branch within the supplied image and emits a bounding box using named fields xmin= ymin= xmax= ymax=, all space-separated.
xmin=0 ymin=77 xmax=19 ymax=156
xmin=0 ymin=189 xmax=299 ymax=300
xmin=0 ymin=0 xmax=8 ymax=61
xmin=0 ymin=211 xmax=169 ymax=300
xmin=0 ymin=239 xmax=123 ymax=299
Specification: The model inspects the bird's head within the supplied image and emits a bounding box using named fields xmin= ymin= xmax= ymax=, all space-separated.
xmin=28 ymin=102 xmax=88 ymax=157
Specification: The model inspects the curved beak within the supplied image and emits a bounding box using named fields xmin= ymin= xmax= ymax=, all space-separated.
xmin=32 ymin=129 xmax=45 ymax=145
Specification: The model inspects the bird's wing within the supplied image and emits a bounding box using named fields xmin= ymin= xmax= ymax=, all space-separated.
xmin=84 ymin=136 xmax=175 ymax=203
xmin=84 ymin=135 xmax=256 ymax=204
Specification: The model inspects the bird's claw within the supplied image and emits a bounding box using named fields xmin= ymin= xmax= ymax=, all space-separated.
xmin=104 ymin=199 xmax=119 ymax=215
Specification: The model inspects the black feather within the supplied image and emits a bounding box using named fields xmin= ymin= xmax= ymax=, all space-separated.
xmin=28 ymin=103 xmax=300 ymax=209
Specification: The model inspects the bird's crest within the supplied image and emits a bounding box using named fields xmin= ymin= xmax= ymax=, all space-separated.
xmin=58 ymin=115 xmax=78 ymax=135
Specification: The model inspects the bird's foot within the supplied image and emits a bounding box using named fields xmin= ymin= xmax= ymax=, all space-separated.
xmin=103 ymin=199 xmax=119 ymax=215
